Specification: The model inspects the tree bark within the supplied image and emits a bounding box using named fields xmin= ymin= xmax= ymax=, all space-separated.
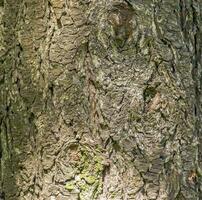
xmin=0 ymin=0 xmax=201 ymax=199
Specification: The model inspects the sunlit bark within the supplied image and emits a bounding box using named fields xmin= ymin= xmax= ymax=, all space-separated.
xmin=0 ymin=0 xmax=201 ymax=199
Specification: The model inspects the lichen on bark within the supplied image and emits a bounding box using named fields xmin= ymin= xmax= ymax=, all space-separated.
xmin=0 ymin=0 xmax=201 ymax=200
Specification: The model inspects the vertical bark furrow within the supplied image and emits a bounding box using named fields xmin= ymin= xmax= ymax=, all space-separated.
xmin=0 ymin=0 xmax=201 ymax=200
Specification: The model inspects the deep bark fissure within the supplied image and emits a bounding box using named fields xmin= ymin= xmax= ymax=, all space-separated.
xmin=0 ymin=0 xmax=202 ymax=199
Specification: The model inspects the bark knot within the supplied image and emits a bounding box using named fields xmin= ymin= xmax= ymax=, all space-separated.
xmin=108 ymin=3 xmax=136 ymax=48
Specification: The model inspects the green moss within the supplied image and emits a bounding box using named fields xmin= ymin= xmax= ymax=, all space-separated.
xmin=65 ymin=146 xmax=105 ymax=199
xmin=65 ymin=182 xmax=75 ymax=191
xmin=77 ymin=180 xmax=88 ymax=190
xmin=84 ymin=176 xmax=96 ymax=184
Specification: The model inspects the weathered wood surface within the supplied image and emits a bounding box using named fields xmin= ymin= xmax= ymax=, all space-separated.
xmin=0 ymin=0 xmax=201 ymax=199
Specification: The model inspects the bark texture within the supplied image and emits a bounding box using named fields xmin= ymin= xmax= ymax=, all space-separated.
xmin=0 ymin=0 xmax=202 ymax=199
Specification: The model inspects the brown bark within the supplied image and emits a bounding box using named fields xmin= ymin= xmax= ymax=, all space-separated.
xmin=0 ymin=0 xmax=201 ymax=199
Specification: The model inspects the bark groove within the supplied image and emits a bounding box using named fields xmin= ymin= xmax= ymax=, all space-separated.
xmin=0 ymin=0 xmax=201 ymax=200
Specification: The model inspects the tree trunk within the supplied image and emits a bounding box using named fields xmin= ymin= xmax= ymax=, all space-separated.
xmin=0 ymin=0 xmax=201 ymax=199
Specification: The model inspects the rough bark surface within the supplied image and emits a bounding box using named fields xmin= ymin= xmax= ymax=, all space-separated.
xmin=0 ymin=0 xmax=201 ymax=200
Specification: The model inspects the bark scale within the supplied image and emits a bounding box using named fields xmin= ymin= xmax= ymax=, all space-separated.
xmin=0 ymin=0 xmax=201 ymax=199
